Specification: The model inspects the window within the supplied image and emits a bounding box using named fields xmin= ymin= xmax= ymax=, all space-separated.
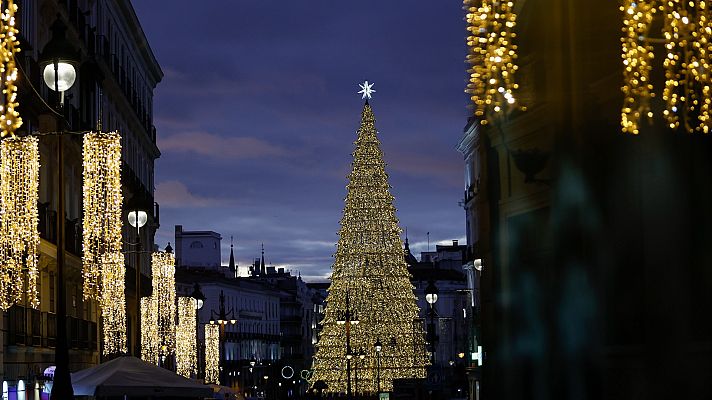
xmin=190 ymin=241 xmax=204 ymax=249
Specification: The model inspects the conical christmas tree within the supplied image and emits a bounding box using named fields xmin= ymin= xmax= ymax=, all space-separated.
xmin=311 ymin=89 xmax=428 ymax=395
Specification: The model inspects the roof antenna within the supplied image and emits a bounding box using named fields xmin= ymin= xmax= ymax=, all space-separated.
xmin=427 ymin=231 xmax=430 ymax=252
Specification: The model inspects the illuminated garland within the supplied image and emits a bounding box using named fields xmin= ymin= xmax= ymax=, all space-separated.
xmin=152 ymin=251 xmax=176 ymax=355
xmin=465 ymin=0 xmax=520 ymax=125
xmin=82 ymin=132 xmax=123 ymax=301
xmin=204 ymin=324 xmax=220 ymax=385
xmin=101 ymin=252 xmax=126 ymax=355
xmin=621 ymin=0 xmax=656 ymax=134
xmin=0 ymin=136 xmax=40 ymax=310
xmin=311 ymin=102 xmax=428 ymax=394
xmin=176 ymin=297 xmax=197 ymax=378
xmin=141 ymin=296 xmax=159 ymax=365
xmin=620 ymin=1 xmax=712 ymax=134
xmin=0 ymin=0 xmax=22 ymax=138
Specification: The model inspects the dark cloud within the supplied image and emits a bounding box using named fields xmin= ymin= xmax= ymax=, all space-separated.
xmin=135 ymin=1 xmax=469 ymax=279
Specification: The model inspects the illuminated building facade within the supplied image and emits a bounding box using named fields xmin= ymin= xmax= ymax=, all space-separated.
xmin=0 ymin=0 xmax=161 ymax=394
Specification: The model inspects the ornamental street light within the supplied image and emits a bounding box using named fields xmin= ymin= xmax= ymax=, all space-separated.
xmin=354 ymin=348 xmax=365 ymax=394
xmin=375 ymin=339 xmax=382 ymax=394
xmin=209 ymin=290 xmax=236 ymax=385
xmin=425 ymin=280 xmax=439 ymax=364
xmin=336 ymin=292 xmax=359 ymax=400
xmin=38 ymin=15 xmax=79 ymax=400
xmin=127 ymin=208 xmax=148 ymax=357
xmin=190 ymin=283 xmax=206 ymax=379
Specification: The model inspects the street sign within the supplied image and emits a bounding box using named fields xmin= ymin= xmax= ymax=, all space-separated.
xmin=379 ymin=392 xmax=390 ymax=400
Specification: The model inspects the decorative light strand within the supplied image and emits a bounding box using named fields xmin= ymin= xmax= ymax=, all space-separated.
xmin=0 ymin=136 xmax=40 ymax=310
xmin=311 ymin=102 xmax=429 ymax=394
xmin=141 ymin=296 xmax=160 ymax=365
xmin=621 ymin=0 xmax=656 ymax=134
xmin=204 ymin=324 xmax=220 ymax=385
xmin=465 ymin=0 xmax=521 ymax=125
xmin=101 ymin=252 xmax=126 ymax=356
xmin=620 ymin=1 xmax=711 ymax=133
xmin=82 ymin=132 xmax=123 ymax=301
xmin=0 ymin=0 xmax=23 ymax=137
xmin=176 ymin=297 xmax=197 ymax=378
xmin=152 ymin=251 xmax=176 ymax=355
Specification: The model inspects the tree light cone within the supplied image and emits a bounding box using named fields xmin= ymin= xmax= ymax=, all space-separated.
xmin=311 ymin=102 xmax=429 ymax=395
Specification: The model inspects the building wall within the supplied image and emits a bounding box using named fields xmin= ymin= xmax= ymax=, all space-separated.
xmin=175 ymin=225 xmax=222 ymax=268
xmin=466 ymin=0 xmax=712 ymax=399
xmin=2 ymin=0 xmax=161 ymax=393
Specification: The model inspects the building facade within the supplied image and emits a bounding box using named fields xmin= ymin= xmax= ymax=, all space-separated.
xmin=1 ymin=0 xmax=161 ymax=396
xmin=407 ymin=241 xmax=471 ymax=399
xmin=460 ymin=1 xmax=712 ymax=399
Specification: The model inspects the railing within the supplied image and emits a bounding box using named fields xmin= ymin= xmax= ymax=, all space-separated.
xmin=8 ymin=305 xmax=95 ymax=351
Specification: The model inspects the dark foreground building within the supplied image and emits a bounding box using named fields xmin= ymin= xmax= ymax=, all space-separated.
xmin=459 ymin=1 xmax=712 ymax=400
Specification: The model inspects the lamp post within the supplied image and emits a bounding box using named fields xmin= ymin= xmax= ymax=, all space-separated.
xmin=354 ymin=347 xmax=365 ymax=395
xmin=425 ymin=280 xmax=439 ymax=364
xmin=209 ymin=290 xmax=236 ymax=386
xmin=375 ymin=339 xmax=382 ymax=394
xmin=127 ymin=208 xmax=147 ymax=357
xmin=38 ymin=16 xmax=79 ymax=400
xmin=336 ymin=292 xmax=359 ymax=400
xmin=190 ymin=283 xmax=205 ymax=379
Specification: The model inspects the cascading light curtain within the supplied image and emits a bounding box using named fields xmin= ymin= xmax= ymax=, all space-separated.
xmin=204 ymin=324 xmax=220 ymax=385
xmin=465 ymin=0 xmax=521 ymax=125
xmin=620 ymin=0 xmax=712 ymax=134
xmin=82 ymin=131 xmax=123 ymax=301
xmin=141 ymin=251 xmax=176 ymax=365
xmin=152 ymin=251 xmax=176 ymax=355
xmin=101 ymin=252 xmax=127 ymax=355
xmin=141 ymin=296 xmax=159 ymax=365
xmin=176 ymin=297 xmax=197 ymax=378
xmin=0 ymin=136 xmax=40 ymax=310
xmin=0 ymin=0 xmax=23 ymax=138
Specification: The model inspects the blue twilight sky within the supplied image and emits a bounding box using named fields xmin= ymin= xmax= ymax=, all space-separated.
xmin=132 ymin=1 xmax=470 ymax=281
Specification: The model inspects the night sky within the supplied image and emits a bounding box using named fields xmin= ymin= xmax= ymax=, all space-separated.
xmin=132 ymin=1 xmax=470 ymax=281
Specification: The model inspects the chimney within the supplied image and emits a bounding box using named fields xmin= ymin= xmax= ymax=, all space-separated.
xmin=453 ymin=239 xmax=459 ymax=246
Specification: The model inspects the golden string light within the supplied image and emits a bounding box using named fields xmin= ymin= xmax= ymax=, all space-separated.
xmin=620 ymin=1 xmax=712 ymax=133
xmin=621 ymin=0 xmax=656 ymax=134
xmin=176 ymin=297 xmax=197 ymax=378
xmin=465 ymin=0 xmax=521 ymax=125
xmin=0 ymin=0 xmax=23 ymax=138
xmin=101 ymin=252 xmax=126 ymax=355
xmin=152 ymin=251 xmax=176 ymax=355
xmin=311 ymin=101 xmax=429 ymax=394
xmin=0 ymin=136 xmax=40 ymax=310
xmin=82 ymin=132 xmax=123 ymax=301
xmin=204 ymin=324 xmax=220 ymax=385
xmin=141 ymin=296 xmax=159 ymax=365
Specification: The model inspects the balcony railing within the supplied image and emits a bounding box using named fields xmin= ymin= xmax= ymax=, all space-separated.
xmin=7 ymin=306 xmax=95 ymax=351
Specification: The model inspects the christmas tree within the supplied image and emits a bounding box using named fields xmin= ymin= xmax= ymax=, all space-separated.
xmin=311 ymin=82 xmax=428 ymax=395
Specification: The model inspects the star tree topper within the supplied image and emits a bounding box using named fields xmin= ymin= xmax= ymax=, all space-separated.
xmin=358 ymin=80 xmax=376 ymax=100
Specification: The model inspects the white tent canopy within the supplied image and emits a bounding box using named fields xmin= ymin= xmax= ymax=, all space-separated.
xmin=71 ymin=356 xmax=212 ymax=398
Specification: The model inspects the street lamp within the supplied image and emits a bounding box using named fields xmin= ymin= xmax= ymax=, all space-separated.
xmin=336 ymin=293 xmax=359 ymax=400
xmin=425 ymin=280 xmax=439 ymax=364
xmin=354 ymin=348 xmax=365 ymax=394
xmin=38 ymin=15 xmax=79 ymax=400
xmin=127 ymin=208 xmax=148 ymax=357
xmin=190 ymin=283 xmax=205 ymax=379
xmin=375 ymin=339 xmax=382 ymax=394
xmin=209 ymin=290 xmax=237 ymax=385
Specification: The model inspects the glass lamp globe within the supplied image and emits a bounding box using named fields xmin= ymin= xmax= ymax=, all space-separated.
xmin=128 ymin=210 xmax=148 ymax=229
xmin=425 ymin=292 xmax=438 ymax=304
xmin=195 ymin=298 xmax=204 ymax=310
xmin=43 ymin=62 xmax=76 ymax=92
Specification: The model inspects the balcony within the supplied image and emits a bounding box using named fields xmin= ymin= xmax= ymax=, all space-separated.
xmin=7 ymin=306 xmax=95 ymax=351
xmin=37 ymin=202 xmax=83 ymax=257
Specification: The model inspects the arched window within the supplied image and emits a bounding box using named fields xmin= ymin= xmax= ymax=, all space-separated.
xmin=189 ymin=241 xmax=204 ymax=249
